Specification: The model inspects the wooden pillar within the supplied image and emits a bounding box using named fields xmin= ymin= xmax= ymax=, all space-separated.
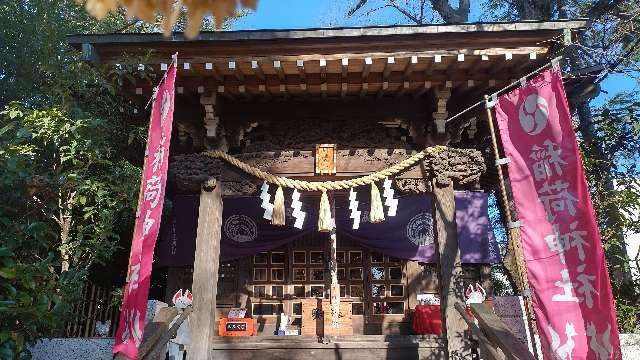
xmin=432 ymin=180 xmax=469 ymax=359
xmin=187 ymin=179 xmax=223 ymax=360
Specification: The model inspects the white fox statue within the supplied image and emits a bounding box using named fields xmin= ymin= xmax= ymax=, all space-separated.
xmin=168 ymin=289 xmax=193 ymax=360
xmin=464 ymin=283 xmax=486 ymax=326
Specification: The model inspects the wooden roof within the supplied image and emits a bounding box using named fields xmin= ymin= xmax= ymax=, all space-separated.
xmin=68 ymin=20 xmax=586 ymax=98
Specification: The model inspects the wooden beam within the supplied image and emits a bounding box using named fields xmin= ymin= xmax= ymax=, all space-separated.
xmin=362 ymin=56 xmax=372 ymax=80
xmin=217 ymin=85 xmax=234 ymax=100
xmin=341 ymin=58 xmax=349 ymax=78
xmin=205 ymin=62 xmax=223 ymax=82
xmin=377 ymin=81 xmax=388 ymax=98
xmin=188 ymin=179 xmax=223 ymax=360
xmin=424 ymin=58 xmax=435 ymax=78
xmin=414 ymin=81 xmax=431 ymax=99
xmin=128 ymin=65 xmax=531 ymax=96
xmin=403 ymin=55 xmax=418 ymax=78
xmin=279 ymin=84 xmax=289 ymax=98
xmin=447 ymin=56 xmax=461 ymax=76
xmin=135 ymin=307 xmax=178 ymax=359
xmin=396 ymin=81 xmax=410 ymax=98
xmin=143 ymin=307 xmax=193 ymax=360
xmin=273 ymin=60 xmax=285 ymax=81
xmin=319 ymin=58 xmax=327 ymax=81
xmin=470 ymin=303 xmax=536 ymax=360
xmin=382 ymin=56 xmax=395 ymax=80
xmin=237 ymin=85 xmax=250 ymax=99
xmin=258 ymin=84 xmax=271 ymax=99
xmin=467 ymin=55 xmax=482 ymax=74
xmin=171 ymin=147 xmax=486 ymax=193
xmin=101 ymin=46 xmax=550 ymax=72
xmin=454 ymin=303 xmax=504 ymax=360
xmin=251 ymin=60 xmax=265 ymax=80
xmin=433 ymin=181 xmax=470 ymax=359
xmin=70 ymin=20 xmax=587 ymax=51
xmin=228 ymin=60 xmax=244 ymax=82
xmin=360 ymin=82 xmax=368 ymax=97
xmin=297 ymin=59 xmax=305 ymax=81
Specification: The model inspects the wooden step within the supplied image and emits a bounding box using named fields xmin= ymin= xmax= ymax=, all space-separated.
xmin=211 ymin=336 xmax=447 ymax=360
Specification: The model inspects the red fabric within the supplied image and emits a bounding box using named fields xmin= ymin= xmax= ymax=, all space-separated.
xmin=113 ymin=62 xmax=177 ymax=359
xmin=413 ymin=305 xmax=442 ymax=335
xmin=495 ymin=68 xmax=621 ymax=358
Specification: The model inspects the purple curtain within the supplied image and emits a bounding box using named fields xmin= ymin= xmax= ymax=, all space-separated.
xmin=156 ymin=191 xmax=501 ymax=266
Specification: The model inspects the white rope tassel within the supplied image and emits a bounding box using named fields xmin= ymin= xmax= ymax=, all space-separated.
xmin=383 ymin=178 xmax=398 ymax=217
xmin=330 ymin=231 xmax=340 ymax=328
xmin=259 ymin=181 xmax=273 ymax=220
xmin=291 ymin=189 xmax=306 ymax=229
xmin=349 ymin=188 xmax=361 ymax=229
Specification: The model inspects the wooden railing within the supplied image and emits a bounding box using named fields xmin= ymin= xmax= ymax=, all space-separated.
xmin=64 ymin=282 xmax=120 ymax=338
xmin=454 ymin=302 xmax=536 ymax=360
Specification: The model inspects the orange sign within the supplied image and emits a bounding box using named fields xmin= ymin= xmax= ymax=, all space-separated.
xmin=219 ymin=318 xmax=255 ymax=336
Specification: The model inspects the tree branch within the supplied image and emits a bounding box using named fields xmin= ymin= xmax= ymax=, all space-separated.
xmin=31 ymin=195 xmax=62 ymax=226
xmin=388 ymin=0 xmax=422 ymax=24
xmin=348 ymin=0 xmax=370 ymax=17
xmin=429 ymin=0 xmax=470 ymax=23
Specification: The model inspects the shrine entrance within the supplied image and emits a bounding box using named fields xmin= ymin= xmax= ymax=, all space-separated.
xmin=222 ymin=241 xmax=415 ymax=336
xmin=157 ymin=190 xmax=498 ymax=340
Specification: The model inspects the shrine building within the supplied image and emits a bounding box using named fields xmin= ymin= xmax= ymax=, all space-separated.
xmin=69 ymin=19 xmax=586 ymax=359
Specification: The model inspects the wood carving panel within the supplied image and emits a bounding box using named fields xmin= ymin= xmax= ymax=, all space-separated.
xmin=169 ymin=147 xmax=486 ymax=194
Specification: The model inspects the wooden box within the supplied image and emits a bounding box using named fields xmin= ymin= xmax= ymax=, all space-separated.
xmin=301 ymin=298 xmax=353 ymax=337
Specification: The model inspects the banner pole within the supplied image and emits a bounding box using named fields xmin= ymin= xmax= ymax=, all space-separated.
xmin=483 ymin=95 xmax=540 ymax=358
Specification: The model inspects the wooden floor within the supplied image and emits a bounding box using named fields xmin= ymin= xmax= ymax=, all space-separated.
xmin=211 ymin=335 xmax=447 ymax=360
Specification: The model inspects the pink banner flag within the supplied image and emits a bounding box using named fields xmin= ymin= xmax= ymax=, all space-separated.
xmin=495 ymin=68 xmax=621 ymax=359
xmin=113 ymin=61 xmax=177 ymax=359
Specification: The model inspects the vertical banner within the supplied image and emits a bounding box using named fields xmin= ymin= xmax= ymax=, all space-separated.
xmin=113 ymin=60 xmax=177 ymax=359
xmin=495 ymin=68 xmax=621 ymax=359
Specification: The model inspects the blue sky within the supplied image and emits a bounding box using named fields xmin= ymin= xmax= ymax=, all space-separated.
xmin=231 ymin=0 xmax=637 ymax=103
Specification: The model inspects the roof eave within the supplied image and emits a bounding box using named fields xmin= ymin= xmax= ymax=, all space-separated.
xmin=67 ymin=19 xmax=588 ymax=47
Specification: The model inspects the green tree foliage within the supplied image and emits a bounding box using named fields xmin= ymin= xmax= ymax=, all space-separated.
xmin=0 ymin=1 xmax=153 ymax=357
xmin=581 ymin=94 xmax=640 ymax=332
xmin=0 ymin=1 xmax=248 ymax=357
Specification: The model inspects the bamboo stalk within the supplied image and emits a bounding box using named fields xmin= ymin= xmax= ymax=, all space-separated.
xmin=484 ymin=96 xmax=539 ymax=358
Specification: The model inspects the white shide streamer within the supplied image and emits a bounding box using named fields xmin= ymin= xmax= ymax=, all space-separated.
xmin=259 ymin=181 xmax=273 ymax=220
xmin=291 ymin=189 xmax=306 ymax=229
xmin=383 ymin=178 xmax=398 ymax=217
xmin=349 ymin=188 xmax=361 ymax=229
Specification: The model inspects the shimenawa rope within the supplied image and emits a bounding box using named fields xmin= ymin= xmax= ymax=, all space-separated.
xmin=205 ymin=146 xmax=445 ymax=231
xmin=205 ymin=146 xmax=445 ymax=192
